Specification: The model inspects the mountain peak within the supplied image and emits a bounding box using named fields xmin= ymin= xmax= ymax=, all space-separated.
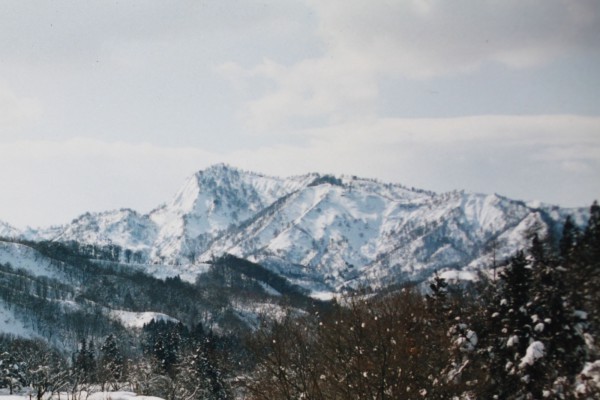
xmin=195 ymin=163 xmax=292 ymax=184
xmin=197 ymin=163 xmax=240 ymax=176
xmin=4 ymin=165 xmax=586 ymax=292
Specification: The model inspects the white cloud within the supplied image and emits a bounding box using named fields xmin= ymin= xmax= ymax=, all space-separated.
xmin=0 ymin=0 xmax=314 ymax=69
xmin=309 ymin=0 xmax=599 ymax=76
xmin=229 ymin=55 xmax=378 ymax=132
xmin=0 ymin=1 xmax=598 ymax=228
xmin=2 ymin=115 xmax=599 ymax=227
xmin=0 ymin=81 xmax=42 ymax=129
xmin=560 ymin=161 xmax=591 ymax=173
xmin=197 ymin=115 xmax=600 ymax=209
xmin=223 ymin=0 xmax=600 ymax=132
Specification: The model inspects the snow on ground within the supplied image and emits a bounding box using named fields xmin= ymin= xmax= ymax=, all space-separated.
xmin=0 ymin=241 xmax=60 ymax=279
xmin=576 ymin=360 xmax=600 ymax=397
xmin=440 ymin=270 xmax=477 ymax=283
xmin=0 ymin=301 xmax=33 ymax=338
xmin=133 ymin=262 xmax=210 ymax=284
xmin=109 ymin=310 xmax=178 ymax=329
xmin=55 ymin=209 xmax=157 ymax=253
xmin=95 ymin=260 xmax=211 ymax=284
xmin=519 ymin=341 xmax=545 ymax=368
xmin=231 ymin=300 xmax=290 ymax=329
xmin=310 ymin=290 xmax=335 ymax=301
xmin=0 ymin=392 xmax=164 ymax=400
xmin=87 ymin=391 xmax=164 ymax=400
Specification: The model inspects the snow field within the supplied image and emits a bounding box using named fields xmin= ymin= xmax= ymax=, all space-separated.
xmin=0 ymin=391 xmax=165 ymax=400
xmin=0 ymin=241 xmax=60 ymax=279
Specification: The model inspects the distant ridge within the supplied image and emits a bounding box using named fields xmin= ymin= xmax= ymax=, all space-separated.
xmin=8 ymin=164 xmax=587 ymax=293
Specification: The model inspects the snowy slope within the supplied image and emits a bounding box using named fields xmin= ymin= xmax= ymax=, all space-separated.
xmin=0 ymin=300 xmax=34 ymax=338
xmin=0 ymin=240 xmax=63 ymax=279
xmin=53 ymin=208 xmax=158 ymax=254
xmin=0 ymin=392 xmax=165 ymax=400
xmin=0 ymin=221 xmax=20 ymax=239
xmin=200 ymin=178 xmax=424 ymax=285
xmin=39 ymin=165 xmax=313 ymax=265
xmin=109 ymin=310 xmax=178 ymax=329
xmin=11 ymin=165 xmax=587 ymax=293
xmin=147 ymin=164 xmax=313 ymax=264
xmin=198 ymin=179 xmax=568 ymax=290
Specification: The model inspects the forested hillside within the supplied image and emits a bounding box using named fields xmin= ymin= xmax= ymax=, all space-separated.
xmin=1 ymin=202 xmax=599 ymax=399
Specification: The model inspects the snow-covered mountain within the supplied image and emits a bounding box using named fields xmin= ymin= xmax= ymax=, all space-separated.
xmin=16 ymin=164 xmax=586 ymax=293
xmin=54 ymin=208 xmax=158 ymax=251
xmin=147 ymin=164 xmax=313 ymax=264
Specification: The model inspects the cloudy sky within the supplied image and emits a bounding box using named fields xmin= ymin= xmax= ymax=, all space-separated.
xmin=1 ymin=0 xmax=599 ymax=228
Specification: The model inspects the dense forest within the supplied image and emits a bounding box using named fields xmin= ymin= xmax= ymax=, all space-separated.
xmin=1 ymin=202 xmax=599 ymax=399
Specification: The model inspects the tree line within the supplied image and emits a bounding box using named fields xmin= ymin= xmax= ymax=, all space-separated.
xmin=0 ymin=318 xmax=235 ymax=400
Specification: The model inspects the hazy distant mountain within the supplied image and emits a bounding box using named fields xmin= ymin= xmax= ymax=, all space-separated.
xmin=0 ymin=220 xmax=21 ymax=238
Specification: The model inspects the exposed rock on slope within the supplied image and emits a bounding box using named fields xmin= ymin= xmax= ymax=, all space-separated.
xmin=20 ymin=164 xmax=584 ymax=292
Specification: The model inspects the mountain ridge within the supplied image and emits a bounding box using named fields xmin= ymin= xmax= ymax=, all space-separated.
xmin=2 ymin=164 xmax=587 ymax=294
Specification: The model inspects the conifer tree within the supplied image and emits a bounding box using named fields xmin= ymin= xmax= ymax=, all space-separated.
xmin=0 ymin=350 xmax=21 ymax=394
xmin=73 ymin=338 xmax=97 ymax=384
xmin=484 ymin=250 xmax=534 ymax=398
xmin=99 ymin=334 xmax=124 ymax=390
xmin=187 ymin=334 xmax=230 ymax=400
xmin=426 ymin=271 xmax=450 ymax=320
xmin=578 ymin=201 xmax=600 ymax=334
xmin=529 ymin=232 xmax=586 ymax=394
xmin=559 ymin=216 xmax=579 ymax=261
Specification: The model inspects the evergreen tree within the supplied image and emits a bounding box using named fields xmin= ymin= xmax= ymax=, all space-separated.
xmin=425 ymin=271 xmax=450 ymax=319
xmin=99 ymin=334 xmax=124 ymax=390
xmin=585 ymin=201 xmax=600 ymax=246
xmin=73 ymin=338 xmax=97 ymax=384
xmin=0 ymin=350 xmax=21 ymax=394
xmin=481 ymin=228 xmax=591 ymax=399
xmin=578 ymin=201 xmax=600 ymax=334
xmin=559 ymin=216 xmax=579 ymax=261
xmin=87 ymin=339 xmax=97 ymax=382
xmin=144 ymin=321 xmax=185 ymax=378
xmin=528 ymin=233 xmax=586 ymax=395
xmin=485 ymin=251 xmax=534 ymax=399
xmin=180 ymin=333 xmax=230 ymax=400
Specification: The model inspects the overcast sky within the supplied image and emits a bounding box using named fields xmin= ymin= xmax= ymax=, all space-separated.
xmin=1 ymin=0 xmax=599 ymax=228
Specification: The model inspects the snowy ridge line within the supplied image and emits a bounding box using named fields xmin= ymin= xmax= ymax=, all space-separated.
xmin=1 ymin=165 xmax=589 ymax=293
